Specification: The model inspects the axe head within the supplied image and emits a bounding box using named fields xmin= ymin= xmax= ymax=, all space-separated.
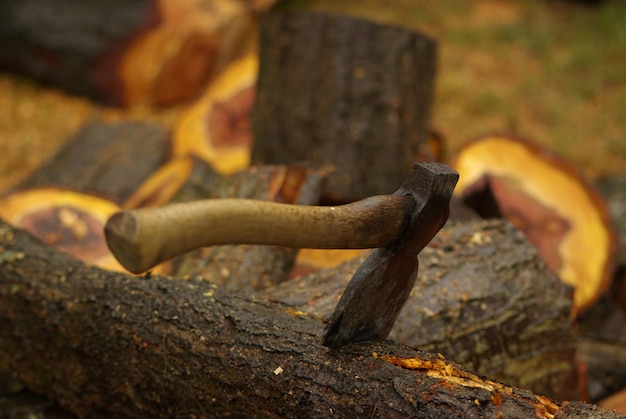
xmin=323 ymin=162 xmax=459 ymax=348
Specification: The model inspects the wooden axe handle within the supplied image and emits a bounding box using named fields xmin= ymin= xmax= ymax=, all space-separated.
xmin=105 ymin=195 xmax=414 ymax=274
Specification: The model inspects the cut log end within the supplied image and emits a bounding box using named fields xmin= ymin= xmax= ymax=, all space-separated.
xmin=0 ymin=187 xmax=129 ymax=272
xmin=451 ymin=135 xmax=618 ymax=313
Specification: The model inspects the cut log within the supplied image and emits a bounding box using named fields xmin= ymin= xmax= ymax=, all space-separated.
xmin=169 ymin=165 xmax=324 ymax=290
xmin=451 ymin=135 xmax=618 ymax=312
xmin=0 ymin=0 xmax=254 ymax=106
xmin=15 ymin=119 xmax=170 ymax=205
xmin=266 ymin=219 xmax=580 ymax=401
xmin=172 ymin=53 xmax=258 ymax=175
xmin=0 ymin=187 xmax=127 ymax=273
xmin=251 ymin=11 xmax=437 ymax=202
xmin=0 ymin=222 xmax=621 ymax=418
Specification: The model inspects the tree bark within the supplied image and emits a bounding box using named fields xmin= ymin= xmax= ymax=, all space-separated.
xmin=1 ymin=221 xmax=621 ymax=417
xmin=267 ymin=218 xmax=581 ymax=402
xmin=15 ymin=119 xmax=170 ymax=205
xmin=251 ymin=11 xmax=437 ymax=202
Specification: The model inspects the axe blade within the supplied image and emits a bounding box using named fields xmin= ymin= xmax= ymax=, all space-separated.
xmin=323 ymin=162 xmax=459 ymax=348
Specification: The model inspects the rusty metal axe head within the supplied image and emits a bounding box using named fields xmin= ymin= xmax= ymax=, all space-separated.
xmin=323 ymin=162 xmax=458 ymax=348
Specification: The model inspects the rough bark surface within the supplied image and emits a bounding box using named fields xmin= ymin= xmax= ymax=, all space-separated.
xmin=15 ymin=119 xmax=170 ymax=204
xmin=251 ymin=11 xmax=437 ymax=202
xmin=266 ymin=219 xmax=580 ymax=401
xmin=0 ymin=222 xmax=622 ymax=418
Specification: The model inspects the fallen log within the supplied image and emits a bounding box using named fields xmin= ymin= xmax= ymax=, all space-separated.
xmin=0 ymin=222 xmax=621 ymax=417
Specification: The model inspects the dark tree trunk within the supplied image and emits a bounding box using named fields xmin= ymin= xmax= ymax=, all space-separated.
xmin=251 ymin=11 xmax=437 ymax=202
xmin=1 ymin=221 xmax=620 ymax=417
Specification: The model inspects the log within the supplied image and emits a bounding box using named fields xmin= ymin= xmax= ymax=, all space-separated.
xmin=266 ymin=218 xmax=581 ymax=402
xmin=172 ymin=53 xmax=259 ymax=176
xmin=15 ymin=119 xmax=170 ymax=205
xmin=0 ymin=0 xmax=253 ymax=106
xmin=451 ymin=135 xmax=618 ymax=312
xmin=0 ymin=222 xmax=622 ymax=418
xmin=251 ymin=11 xmax=437 ymax=202
xmin=0 ymin=187 xmax=127 ymax=273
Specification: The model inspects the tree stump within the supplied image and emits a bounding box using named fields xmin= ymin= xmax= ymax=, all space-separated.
xmin=251 ymin=11 xmax=437 ymax=202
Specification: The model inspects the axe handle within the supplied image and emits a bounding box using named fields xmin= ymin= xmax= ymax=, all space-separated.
xmin=105 ymin=195 xmax=414 ymax=274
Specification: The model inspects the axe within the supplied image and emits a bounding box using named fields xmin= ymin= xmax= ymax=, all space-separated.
xmin=105 ymin=162 xmax=458 ymax=347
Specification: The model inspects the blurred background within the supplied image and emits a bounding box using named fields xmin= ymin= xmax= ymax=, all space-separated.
xmin=1 ymin=0 xmax=625 ymax=192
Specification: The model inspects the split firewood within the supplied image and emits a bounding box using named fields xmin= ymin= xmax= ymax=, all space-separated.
xmin=451 ymin=135 xmax=618 ymax=313
xmin=15 ymin=119 xmax=170 ymax=205
xmin=0 ymin=0 xmax=264 ymax=106
xmin=251 ymin=11 xmax=437 ymax=203
xmin=0 ymin=187 xmax=126 ymax=272
xmin=1 ymin=222 xmax=623 ymax=418
xmin=172 ymin=53 xmax=258 ymax=175
xmin=121 ymin=156 xmax=200 ymax=209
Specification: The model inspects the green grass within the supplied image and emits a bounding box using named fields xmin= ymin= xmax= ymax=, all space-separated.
xmin=278 ymin=0 xmax=626 ymax=178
